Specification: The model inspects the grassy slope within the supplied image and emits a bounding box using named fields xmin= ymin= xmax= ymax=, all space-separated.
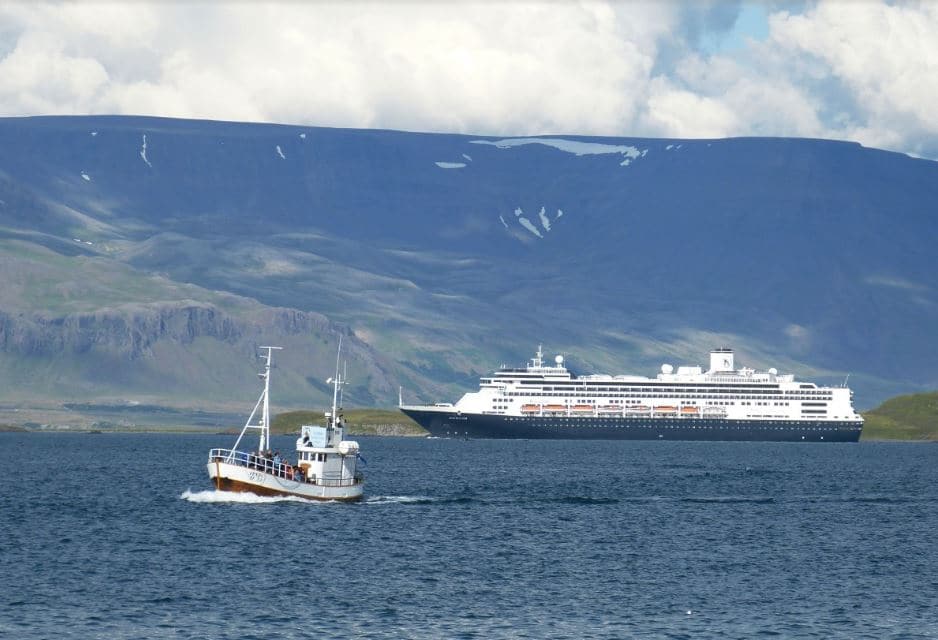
xmin=272 ymin=409 xmax=425 ymax=436
xmin=861 ymin=391 xmax=938 ymax=441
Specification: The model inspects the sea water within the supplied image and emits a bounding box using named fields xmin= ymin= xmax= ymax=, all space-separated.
xmin=1 ymin=433 xmax=936 ymax=639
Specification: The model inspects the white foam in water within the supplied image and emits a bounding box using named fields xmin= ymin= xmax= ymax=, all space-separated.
xmin=364 ymin=495 xmax=431 ymax=504
xmin=179 ymin=489 xmax=321 ymax=505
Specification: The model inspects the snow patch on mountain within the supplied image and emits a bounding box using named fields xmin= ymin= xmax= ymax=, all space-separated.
xmin=435 ymin=162 xmax=466 ymax=169
xmin=865 ymin=275 xmax=929 ymax=292
xmin=140 ymin=134 xmax=152 ymax=167
xmin=506 ymin=207 xmax=545 ymax=239
xmin=538 ymin=206 xmax=551 ymax=232
xmin=518 ymin=216 xmax=542 ymax=238
xmin=81 ymin=172 xmax=91 ymax=181
xmin=501 ymin=206 xmax=566 ymax=240
xmin=471 ymin=137 xmax=646 ymax=166
xmin=462 ymin=154 xmax=472 ymax=162
xmin=276 ymin=145 xmax=286 ymax=159
xmin=619 ymin=147 xmax=642 ymax=166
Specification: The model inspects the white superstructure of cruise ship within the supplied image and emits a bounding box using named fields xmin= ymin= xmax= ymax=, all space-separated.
xmin=399 ymin=347 xmax=864 ymax=442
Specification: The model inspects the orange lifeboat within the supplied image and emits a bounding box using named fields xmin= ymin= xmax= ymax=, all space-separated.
xmin=680 ymin=406 xmax=700 ymax=415
xmin=543 ymin=404 xmax=566 ymax=413
xmin=521 ymin=404 xmax=541 ymax=413
xmin=654 ymin=406 xmax=677 ymax=414
xmin=572 ymin=404 xmax=594 ymax=413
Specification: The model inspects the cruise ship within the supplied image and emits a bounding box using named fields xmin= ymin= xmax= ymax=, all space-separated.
xmin=399 ymin=347 xmax=863 ymax=442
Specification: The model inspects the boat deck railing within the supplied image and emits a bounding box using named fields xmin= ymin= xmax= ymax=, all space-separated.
xmin=208 ymin=448 xmax=362 ymax=487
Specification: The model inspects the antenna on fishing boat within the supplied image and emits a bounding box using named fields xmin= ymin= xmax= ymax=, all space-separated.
xmin=326 ymin=336 xmax=347 ymax=438
xmin=229 ymin=345 xmax=282 ymax=458
xmin=339 ymin=359 xmax=348 ymax=408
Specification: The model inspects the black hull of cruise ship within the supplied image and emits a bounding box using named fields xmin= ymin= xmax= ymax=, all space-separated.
xmin=400 ymin=409 xmax=863 ymax=442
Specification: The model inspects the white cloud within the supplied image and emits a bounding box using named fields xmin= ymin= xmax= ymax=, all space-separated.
xmin=0 ymin=1 xmax=935 ymax=159
xmin=643 ymin=77 xmax=739 ymax=138
xmin=0 ymin=2 xmax=676 ymax=135
xmin=0 ymin=30 xmax=109 ymax=113
xmin=769 ymin=1 xmax=938 ymax=156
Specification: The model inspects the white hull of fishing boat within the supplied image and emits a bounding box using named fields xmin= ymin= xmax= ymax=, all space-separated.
xmin=207 ymin=457 xmax=363 ymax=501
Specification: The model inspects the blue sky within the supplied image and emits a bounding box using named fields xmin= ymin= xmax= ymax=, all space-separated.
xmin=0 ymin=1 xmax=935 ymax=159
xmin=700 ymin=5 xmax=770 ymax=54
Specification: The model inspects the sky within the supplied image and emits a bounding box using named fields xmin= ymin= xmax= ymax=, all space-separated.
xmin=1 ymin=1 xmax=936 ymax=159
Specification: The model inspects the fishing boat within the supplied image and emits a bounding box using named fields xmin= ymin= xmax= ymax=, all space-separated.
xmin=207 ymin=343 xmax=364 ymax=501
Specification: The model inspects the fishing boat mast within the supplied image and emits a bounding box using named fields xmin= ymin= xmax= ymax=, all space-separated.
xmin=326 ymin=336 xmax=346 ymax=441
xmin=229 ymin=345 xmax=282 ymax=458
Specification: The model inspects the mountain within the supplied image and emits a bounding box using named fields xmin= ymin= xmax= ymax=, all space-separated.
xmin=0 ymin=115 xmax=936 ymax=425
xmin=862 ymin=391 xmax=938 ymax=440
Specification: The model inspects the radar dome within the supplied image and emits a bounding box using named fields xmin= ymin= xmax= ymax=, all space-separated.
xmin=661 ymin=364 xmax=673 ymax=374
xmin=768 ymin=367 xmax=778 ymax=375
xmin=555 ymin=355 xmax=564 ymax=365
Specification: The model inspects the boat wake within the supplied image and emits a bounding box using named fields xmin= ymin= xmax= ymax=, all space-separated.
xmin=364 ymin=495 xmax=435 ymax=505
xmin=682 ymin=496 xmax=776 ymax=504
xmin=179 ymin=489 xmax=325 ymax=505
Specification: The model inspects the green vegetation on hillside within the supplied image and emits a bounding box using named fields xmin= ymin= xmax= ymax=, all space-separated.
xmin=862 ymin=391 xmax=938 ymax=441
xmin=272 ymin=409 xmax=425 ymax=436
xmin=0 ymin=423 xmax=27 ymax=432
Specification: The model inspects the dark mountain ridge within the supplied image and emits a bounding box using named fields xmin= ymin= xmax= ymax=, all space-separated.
xmin=0 ymin=115 xmax=935 ymax=422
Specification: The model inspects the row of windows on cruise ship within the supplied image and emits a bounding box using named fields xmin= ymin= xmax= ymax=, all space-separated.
xmin=506 ymin=380 xmax=820 ymax=389
xmin=504 ymin=382 xmax=828 ymax=393
xmin=500 ymin=389 xmax=832 ymax=397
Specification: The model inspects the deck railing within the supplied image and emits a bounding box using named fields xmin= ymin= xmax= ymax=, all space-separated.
xmin=208 ymin=448 xmax=362 ymax=487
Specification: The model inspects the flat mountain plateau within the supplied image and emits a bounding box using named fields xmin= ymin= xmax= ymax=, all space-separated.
xmin=1 ymin=115 xmax=936 ymax=427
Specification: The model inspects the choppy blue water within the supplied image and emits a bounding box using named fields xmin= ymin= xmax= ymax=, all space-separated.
xmin=1 ymin=433 xmax=936 ymax=639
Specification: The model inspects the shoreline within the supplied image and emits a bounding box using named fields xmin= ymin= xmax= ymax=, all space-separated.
xmin=1 ymin=426 xmax=932 ymax=442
